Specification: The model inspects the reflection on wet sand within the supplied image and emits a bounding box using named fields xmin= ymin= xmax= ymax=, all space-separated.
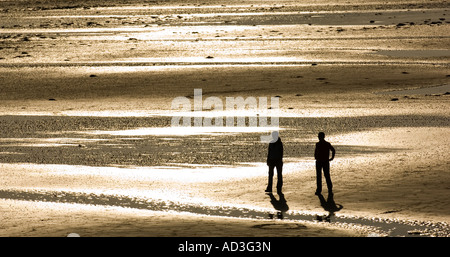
xmin=267 ymin=193 xmax=289 ymax=219
xmin=316 ymin=193 xmax=343 ymax=222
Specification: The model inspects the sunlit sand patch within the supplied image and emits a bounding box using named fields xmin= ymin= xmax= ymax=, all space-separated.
xmin=0 ymin=152 xmax=25 ymax=155
xmin=83 ymin=126 xmax=280 ymax=136
xmin=113 ymin=56 xmax=311 ymax=64
xmin=61 ymin=64 xmax=313 ymax=77
xmin=0 ymin=24 xmax=259 ymax=35
xmin=59 ymin=110 xmax=160 ymax=117
xmin=92 ymin=5 xmax=275 ymax=10
xmin=1 ymin=162 xmax=266 ymax=184
xmin=13 ymin=187 xmax=199 ymax=206
xmin=8 ymin=143 xmax=76 ymax=147
xmin=1 ymin=160 xmax=310 ymax=189
xmin=328 ymin=127 xmax=450 ymax=149
xmin=0 ymin=138 xmax=107 ymax=147
xmin=0 ymin=27 xmax=157 ymax=34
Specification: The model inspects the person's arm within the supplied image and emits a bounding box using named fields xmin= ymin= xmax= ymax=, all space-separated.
xmin=329 ymin=144 xmax=335 ymax=161
xmin=314 ymin=143 xmax=318 ymax=160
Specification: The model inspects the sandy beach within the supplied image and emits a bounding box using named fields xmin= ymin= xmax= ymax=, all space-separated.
xmin=0 ymin=0 xmax=449 ymax=237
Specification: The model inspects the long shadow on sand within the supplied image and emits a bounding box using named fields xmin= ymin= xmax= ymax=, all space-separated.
xmin=316 ymin=193 xmax=343 ymax=222
xmin=267 ymin=193 xmax=289 ymax=219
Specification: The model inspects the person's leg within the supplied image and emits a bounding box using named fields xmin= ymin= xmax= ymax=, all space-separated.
xmin=323 ymin=161 xmax=333 ymax=193
xmin=266 ymin=164 xmax=274 ymax=192
xmin=315 ymin=161 xmax=323 ymax=194
xmin=276 ymin=161 xmax=283 ymax=193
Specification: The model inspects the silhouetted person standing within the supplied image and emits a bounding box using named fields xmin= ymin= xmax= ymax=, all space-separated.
xmin=266 ymin=131 xmax=283 ymax=195
xmin=314 ymin=132 xmax=335 ymax=195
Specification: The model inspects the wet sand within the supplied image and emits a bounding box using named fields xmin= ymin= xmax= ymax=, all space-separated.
xmin=0 ymin=0 xmax=449 ymax=237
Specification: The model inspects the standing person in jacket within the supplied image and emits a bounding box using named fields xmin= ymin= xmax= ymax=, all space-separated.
xmin=266 ymin=131 xmax=284 ymax=195
xmin=314 ymin=132 xmax=335 ymax=195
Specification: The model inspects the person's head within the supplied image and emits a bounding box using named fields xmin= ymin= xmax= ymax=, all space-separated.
xmin=318 ymin=132 xmax=325 ymax=141
xmin=270 ymin=131 xmax=279 ymax=143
